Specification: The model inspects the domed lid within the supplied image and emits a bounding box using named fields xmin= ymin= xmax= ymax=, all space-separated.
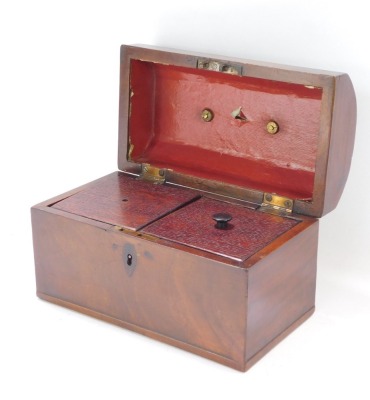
xmin=118 ymin=45 xmax=356 ymax=218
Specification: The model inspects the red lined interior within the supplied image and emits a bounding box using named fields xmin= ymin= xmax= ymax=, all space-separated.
xmin=129 ymin=60 xmax=323 ymax=199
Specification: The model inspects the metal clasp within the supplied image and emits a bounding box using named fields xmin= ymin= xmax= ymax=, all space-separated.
xmin=197 ymin=59 xmax=242 ymax=76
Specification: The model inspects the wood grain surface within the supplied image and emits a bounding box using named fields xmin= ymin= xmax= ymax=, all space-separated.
xmin=32 ymin=191 xmax=317 ymax=371
xmin=32 ymin=207 xmax=248 ymax=370
xmin=245 ymin=221 xmax=318 ymax=364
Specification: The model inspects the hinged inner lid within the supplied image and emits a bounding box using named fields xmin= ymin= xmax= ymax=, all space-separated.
xmin=51 ymin=173 xmax=199 ymax=231
xmin=119 ymin=45 xmax=356 ymax=217
xmin=142 ymin=196 xmax=299 ymax=261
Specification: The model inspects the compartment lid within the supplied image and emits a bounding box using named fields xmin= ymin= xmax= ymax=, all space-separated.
xmin=142 ymin=197 xmax=299 ymax=262
xmin=118 ymin=45 xmax=356 ymax=218
xmin=51 ymin=172 xmax=200 ymax=231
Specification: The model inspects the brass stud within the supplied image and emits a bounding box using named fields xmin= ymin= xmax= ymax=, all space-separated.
xmin=201 ymin=108 xmax=214 ymax=122
xmin=266 ymin=121 xmax=279 ymax=134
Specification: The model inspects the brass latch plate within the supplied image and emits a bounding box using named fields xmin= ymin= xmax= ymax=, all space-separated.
xmin=140 ymin=163 xmax=167 ymax=184
xmin=260 ymin=193 xmax=294 ymax=215
xmin=197 ymin=59 xmax=242 ymax=76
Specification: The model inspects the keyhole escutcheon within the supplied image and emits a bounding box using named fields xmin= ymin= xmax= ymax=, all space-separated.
xmin=127 ymin=254 xmax=133 ymax=266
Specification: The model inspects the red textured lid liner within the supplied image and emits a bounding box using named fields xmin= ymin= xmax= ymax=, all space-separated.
xmin=129 ymin=60 xmax=323 ymax=200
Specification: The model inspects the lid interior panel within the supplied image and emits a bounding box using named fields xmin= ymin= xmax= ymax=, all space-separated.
xmin=129 ymin=59 xmax=323 ymax=200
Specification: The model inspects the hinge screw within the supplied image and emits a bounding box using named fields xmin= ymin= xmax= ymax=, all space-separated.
xmin=265 ymin=194 xmax=273 ymax=202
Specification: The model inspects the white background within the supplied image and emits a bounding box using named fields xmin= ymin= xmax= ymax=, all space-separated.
xmin=1 ymin=1 xmax=369 ymax=399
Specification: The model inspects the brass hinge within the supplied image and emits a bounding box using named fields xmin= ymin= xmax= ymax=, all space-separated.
xmin=197 ymin=59 xmax=242 ymax=76
xmin=259 ymin=193 xmax=294 ymax=216
xmin=140 ymin=163 xmax=167 ymax=184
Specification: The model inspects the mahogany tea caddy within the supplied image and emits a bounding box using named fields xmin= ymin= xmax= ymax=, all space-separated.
xmin=31 ymin=45 xmax=356 ymax=371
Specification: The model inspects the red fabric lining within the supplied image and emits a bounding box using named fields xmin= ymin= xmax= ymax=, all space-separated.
xmin=129 ymin=60 xmax=322 ymax=199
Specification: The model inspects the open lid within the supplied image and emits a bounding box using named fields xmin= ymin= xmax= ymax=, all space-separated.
xmin=118 ymin=45 xmax=356 ymax=218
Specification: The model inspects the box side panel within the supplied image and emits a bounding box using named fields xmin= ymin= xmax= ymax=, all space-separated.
xmin=322 ymin=74 xmax=356 ymax=216
xmin=245 ymin=221 xmax=318 ymax=364
xmin=31 ymin=207 xmax=247 ymax=370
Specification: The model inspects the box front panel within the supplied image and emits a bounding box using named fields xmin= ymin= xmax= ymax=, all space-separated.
xmin=32 ymin=208 xmax=247 ymax=368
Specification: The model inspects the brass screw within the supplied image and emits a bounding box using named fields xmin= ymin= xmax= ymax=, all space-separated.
xmin=284 ymin=200 xmax=292 ymax=208
xmin=265 ymin=194 xmax=273 ymax=202
xmin=266 ymin=121 xmax=279 ymax=134
xmin=201 ymin=108 xmax=214 ymax=122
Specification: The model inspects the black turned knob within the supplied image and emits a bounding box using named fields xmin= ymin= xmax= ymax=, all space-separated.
xmin=212 ymin=213 xmax=232 ymax=230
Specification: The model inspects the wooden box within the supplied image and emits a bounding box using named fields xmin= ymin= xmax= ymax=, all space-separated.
xmin=31 ymin=45 xmax=356 ymax=371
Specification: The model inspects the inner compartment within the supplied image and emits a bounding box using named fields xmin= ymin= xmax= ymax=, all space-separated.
xmin=129 ymin=60 xmax=323 ymax=200
xmin=51 ymin=172 xmax=300 ymax=261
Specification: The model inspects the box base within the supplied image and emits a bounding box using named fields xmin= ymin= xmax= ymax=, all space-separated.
xmin=37 ymin=291 xmax=314 ymax=372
